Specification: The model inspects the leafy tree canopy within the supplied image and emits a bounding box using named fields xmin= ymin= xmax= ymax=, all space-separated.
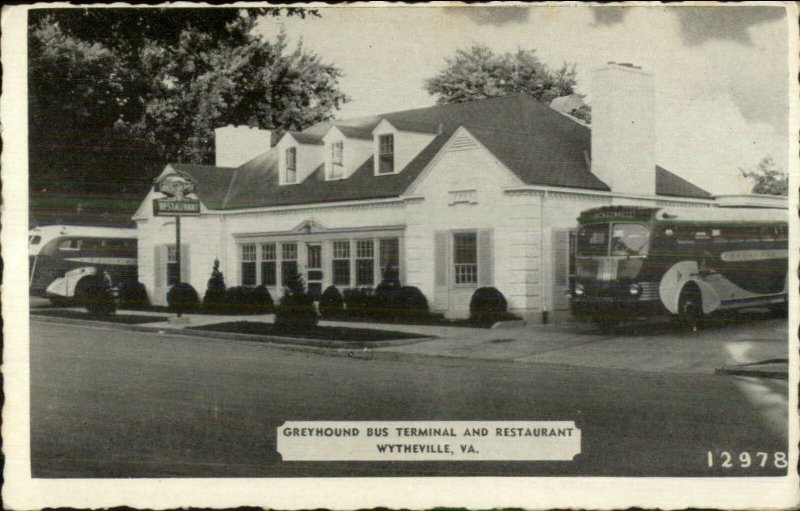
xmin=29 ymin=8 xmax=346 ymax=198
xmin=739 ymin=156 xmax=788 ymax=196
xmin=425 ymin=44 xmax=579 ymax=105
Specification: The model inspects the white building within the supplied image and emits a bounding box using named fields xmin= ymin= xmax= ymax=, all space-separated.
xmin=133 ymin=63 xmax=716 ymax=322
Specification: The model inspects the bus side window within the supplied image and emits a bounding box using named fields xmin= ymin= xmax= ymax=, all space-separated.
xmin=58 ymin=239 xmax=81 ymax=251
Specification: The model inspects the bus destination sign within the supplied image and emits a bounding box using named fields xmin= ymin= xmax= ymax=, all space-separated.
xmin=153 ymin=198 xmax=201 ymax=216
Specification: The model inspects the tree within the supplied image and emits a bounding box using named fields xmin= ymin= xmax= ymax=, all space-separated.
xmin=28 ymin=8 xmax=347 ymax=198
xmin=424 ymin=44 xmax=578 ymax=105
xmin=739 ymin=156 xmax=788 ymax=196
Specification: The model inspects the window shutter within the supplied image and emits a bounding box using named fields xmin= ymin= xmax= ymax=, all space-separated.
xmin=434 ymin=231 xmax=448 ymax=286
xmin=153 ymin=245 xmax=165 ymax=306
xmin=433 ymin=231 xmax=449 ymax=311
xmin=477 ymin=229 xmax=494 ymax=287
xmin=180 ymin=245 xmax=190 ymax=282
xmin=551 ymin=229 xmax=571 ymax=311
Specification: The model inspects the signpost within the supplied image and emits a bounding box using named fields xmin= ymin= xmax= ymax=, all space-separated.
xmin=153 ymin=171 xmax=199 ymax=317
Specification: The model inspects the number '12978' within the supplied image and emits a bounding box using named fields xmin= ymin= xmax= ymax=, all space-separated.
xmin=707 ymin=451 xmax=787 ymax=469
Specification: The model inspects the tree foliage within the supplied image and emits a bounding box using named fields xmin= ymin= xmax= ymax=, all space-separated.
xmin=739 ymin=156 xmax=788 ymax=196
xmin=425 ymin=44 xmax=578 ymax=105
xmin=29 ymin=8 xmax=346 ymax=197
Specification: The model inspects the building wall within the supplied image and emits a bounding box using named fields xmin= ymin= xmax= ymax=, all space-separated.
xmin=405 ymin=134 xmax=544 ymax=319
xmin=136 ymin=210 xmax=226 ymax=306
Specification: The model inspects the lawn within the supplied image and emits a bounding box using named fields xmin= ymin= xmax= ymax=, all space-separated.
xmin=31 ymin=309 xmax=168 ymax=324
xmin=188 ymin=321 xmax=427 ymax=342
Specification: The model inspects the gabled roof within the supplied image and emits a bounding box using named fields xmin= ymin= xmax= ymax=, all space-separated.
xmin=334 ymin=125 xmax=374 ymax=140
xmin=164 ymin=94 xmax=710 ymax=211
xmin=285 ymin=131 xmax=324 ymax=145
xmin=655 ymin=165 xmax=712 ymax=199
xmin=169 ymin=163 xmax=236 ymax=210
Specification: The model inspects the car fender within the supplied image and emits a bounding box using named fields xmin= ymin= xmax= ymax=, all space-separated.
xmin=659 ymin=261 xmax=721 ymax=314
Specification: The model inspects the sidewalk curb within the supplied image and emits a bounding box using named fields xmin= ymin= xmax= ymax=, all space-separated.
xmin=30 ymin=314 xmax=433 ymax=350
xmin=715 ymin=365 xmax=788 ymax=380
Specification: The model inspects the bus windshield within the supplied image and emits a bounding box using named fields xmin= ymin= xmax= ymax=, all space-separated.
xmin=577 ymin=223 xmax=650 ymax=257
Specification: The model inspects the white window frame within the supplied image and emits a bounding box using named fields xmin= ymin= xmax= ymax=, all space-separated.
xmin=452 ymin=231 xmax=478 ymax=286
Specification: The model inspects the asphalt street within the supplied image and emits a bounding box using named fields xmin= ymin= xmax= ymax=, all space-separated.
xmin=29 ymin=318 xmax=789 ymax=478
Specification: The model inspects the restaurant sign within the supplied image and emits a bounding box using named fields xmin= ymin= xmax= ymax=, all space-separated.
xmin=153 ymin=198 xmax=201 ymax=216
xmin=153 ymin=170 xmax=200 ymax=216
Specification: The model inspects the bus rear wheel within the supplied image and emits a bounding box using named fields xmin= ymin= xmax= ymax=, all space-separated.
xmin=678 ymin=285 xmax=703 ymax=330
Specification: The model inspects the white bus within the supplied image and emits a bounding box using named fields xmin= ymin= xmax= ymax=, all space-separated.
xmin=570 ymin=206 xmax=788 ymax=327
xmin=29 ymin=225 xmax=138 ymax=304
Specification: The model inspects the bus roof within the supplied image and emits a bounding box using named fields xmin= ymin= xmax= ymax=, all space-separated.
xmin=29 ymin=225 xmax=137 ymax=256
xmin=578 ymin=205 xmax=787 ymax=226
xmin=655 ymin=207 xmax=787 ymax=225
xmin=29 ymin=225 xmax=137 ymax=239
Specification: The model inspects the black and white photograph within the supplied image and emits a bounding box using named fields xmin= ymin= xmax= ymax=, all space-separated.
xmin=3 ymin=3 xmax=799 ymax=509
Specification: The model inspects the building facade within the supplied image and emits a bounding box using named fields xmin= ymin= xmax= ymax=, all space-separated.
xmin=133 ymin=63 xmax=716 ymax=322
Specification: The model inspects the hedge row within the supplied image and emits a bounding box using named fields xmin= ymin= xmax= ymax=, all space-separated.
xmin=319 ymin=285 xmax=429 ymax=321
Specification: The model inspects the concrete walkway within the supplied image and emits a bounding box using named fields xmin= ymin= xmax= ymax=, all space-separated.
xmin=31 ymin=301 xmax=789 ymax=378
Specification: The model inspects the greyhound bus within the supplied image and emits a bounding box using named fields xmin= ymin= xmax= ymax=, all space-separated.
xmin=570 ymin=206 xmax=788 ymax=327
xmin=29 ymin=225 xmax=138 ymax=304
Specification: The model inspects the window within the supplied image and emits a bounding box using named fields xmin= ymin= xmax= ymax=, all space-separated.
xmin=241 ymin=244 xmax=256 ymax=286
xmin=331 ymin=141 xmax=344 ymax=178
xmin=260 ymin=243 xmax=277 ymax=286
xmin=453 ymin=232 xmax=477 ymax=284
xmin=29 ymin=235 xmax=41 ymax=245
xmin=281 ymin=242 xmax=298 ymax=286
xmin=332 ymin=241 xmax=351 ymax=286
xmin=355 ymin=239 xmax=375 ymax=286
xmin=167 ymin=246 xmax=180 ymax=286
xmin=380 ymin=237 xmax=400 ymax=281
xmin=285 ymin=147 xmax=297 ymax=183
xmin=58 ymin=239 xmax=81 ymax=251
xmin=378 ymin=134 xmax=394 ymax=174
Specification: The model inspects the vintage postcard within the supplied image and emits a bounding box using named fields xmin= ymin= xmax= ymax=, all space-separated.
xmin=3 ymin=2 xmax=799 ymax=509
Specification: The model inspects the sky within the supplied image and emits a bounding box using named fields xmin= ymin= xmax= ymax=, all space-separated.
xmin=257 ymin=5 xmax=792 ymax=195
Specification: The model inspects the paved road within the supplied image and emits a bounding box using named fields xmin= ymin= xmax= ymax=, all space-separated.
xmin=30 ymin=319 xmax=788 ymax=478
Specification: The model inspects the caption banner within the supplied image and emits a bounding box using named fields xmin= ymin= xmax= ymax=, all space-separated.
xmin=278 ymin=421 xmax=581 ymax=461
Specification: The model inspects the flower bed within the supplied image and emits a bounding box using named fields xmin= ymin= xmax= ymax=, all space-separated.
xmin=188 ymin=321 xmax=426 ymax=342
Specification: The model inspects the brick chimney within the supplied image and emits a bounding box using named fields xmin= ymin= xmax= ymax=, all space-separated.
xmin=214 ymin=125 xmax=272 ymax=167
xmin=591 ymin=62 xmax=656 ymax=196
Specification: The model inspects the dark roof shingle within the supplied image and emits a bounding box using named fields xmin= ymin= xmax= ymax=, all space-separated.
xmin=170 ymin=94 xmax=710 ymax=210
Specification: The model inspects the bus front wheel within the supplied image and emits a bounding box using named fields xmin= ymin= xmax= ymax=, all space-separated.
xmin=678 ymin=285 xmax=703 ymax=330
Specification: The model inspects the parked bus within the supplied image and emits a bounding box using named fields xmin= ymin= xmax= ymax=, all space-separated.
xmin=29 ymin=225 xmax=138 ymax=304
xmin=570 ymin=206 xmax=788 ymax=327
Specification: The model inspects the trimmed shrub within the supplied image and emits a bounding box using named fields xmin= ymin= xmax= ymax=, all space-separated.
xmin=167 ymin=282 xmax=199 ymax=315
xmin=253 ymin=285 xmax=275 ymax=314
xmin=319 ymin=286 xmax=344 ymax=318
xmin=393 ymin=286 xmax=429 ymax=320
xmin=275 ymin=272 xmax=318 ymax=331
xmin=343 ymin=287 xmax=378 ymax=318
xmin=118 ymin=281 xmax=149 ymax=310
xmin=203 ymin=259 xmax=227 ymax=312
xmin=81 ymin=274 xmax=117 ymax=317
xmin=469 ymin=287 xmax=511 ymax=325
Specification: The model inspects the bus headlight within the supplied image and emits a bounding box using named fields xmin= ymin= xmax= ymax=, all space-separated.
xmin=574 ymin=283 xmax=584 ymax=296
xmin=629 ymin=283 xmax=641 ymax=296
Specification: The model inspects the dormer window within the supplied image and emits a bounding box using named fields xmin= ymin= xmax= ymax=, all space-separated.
xmin=378 ymin=134 xmax=394 ymax=174
xmin=285 ymin=147 xmax=297 ymax=183
xmin=331 ymin=141 xmax=344 ymax=178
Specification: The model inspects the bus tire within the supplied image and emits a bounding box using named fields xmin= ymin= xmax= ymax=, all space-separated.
xmin=74 ymin=276 xmax=95 ymax=307
xmin=48 ymin=296 xmax=69 ymax=307
xmin=677 ymin=284 xmax=703 ymax=330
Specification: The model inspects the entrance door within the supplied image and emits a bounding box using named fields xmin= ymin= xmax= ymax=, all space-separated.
xmin=306 ymin=243 xmax=323 ymax=299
